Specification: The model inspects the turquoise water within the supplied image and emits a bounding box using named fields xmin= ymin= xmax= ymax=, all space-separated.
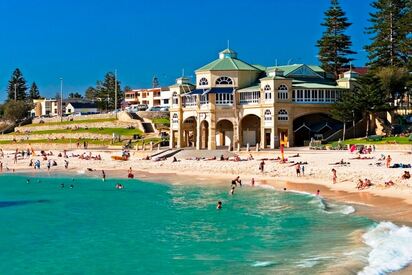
xmin=0 ymin=174 xmax=390 ymax=274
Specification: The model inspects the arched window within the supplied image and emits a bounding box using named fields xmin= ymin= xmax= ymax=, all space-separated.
xmin=198 ymin=77 xmax=208 ymax=86
xmin=264 ymin=109 xmax=272 ymax=121
xmin=278 ymin=84 xmax=288 ymax=100
xmin=215 ymin=76 xmax=233 ymax=85
xmin=172 ymin=92 xmax=178 ymax=105
xmin=264 ymin=85 xmax=272 ymax=101
xmin=278 ymin=109 xmax=288 ymax=121
xmin=172 ymin=113 xmax=178 ymax=124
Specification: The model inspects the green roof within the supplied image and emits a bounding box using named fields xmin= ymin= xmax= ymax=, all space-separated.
xmin=252 ymin=64 xmax=267 ymax=71
xmin=196 ymin=57 xmax=262 ymax=72
xmin=266 ymin=64 xmax=325 ymax=77
xmin=259 ymin=75 xmax=287 ymax=81
xmin=237 ymin=85 xmax=260 ymax=93
xmin=292 ymin=79 xmax=342 ymax=89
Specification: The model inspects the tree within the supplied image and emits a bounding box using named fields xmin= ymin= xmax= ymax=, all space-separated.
xmin=331 ymin=92 xmax=355 ymax=140
xmin=353 ymin=74 xmax=390 ymax=136
xmin=68 ymin=92 xmax=83 ymax=99
xmin=7 ymin=68 xmax=27 ymax=101
xmin=375 ymin=66 xmax=409 ymax=100
xmin=95 ymin=72 xmax=123 ymax=111
xmin=28 ymin=82 xmax=41 ymax=100
xmin=84 ymin=87 xmax=97 ymax=101
xmin=365 ymin=0 xmax=410 ymax=68
xmin=317 ymin=0 xmax=356 ymax=78
xmin=2 ymin=100 xmax=32 ymax=121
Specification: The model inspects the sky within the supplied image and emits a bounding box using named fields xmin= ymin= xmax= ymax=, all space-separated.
xmin=0 ymin=0 xmax=374 ymax=100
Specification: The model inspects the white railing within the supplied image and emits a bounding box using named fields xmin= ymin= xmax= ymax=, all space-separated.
xmin=239 ymin=91 xmax=260 ymax=105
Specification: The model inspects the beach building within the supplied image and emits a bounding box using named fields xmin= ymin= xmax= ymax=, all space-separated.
xmin=169 ymin=48 xmax=358 ymax=149
xmin=31 ymin=98 xmax=60 ymax=117
xmin=124 ymin=87 xmax=171 ymax=108
xmin=65 ymin=102 xmax=98 ymax=115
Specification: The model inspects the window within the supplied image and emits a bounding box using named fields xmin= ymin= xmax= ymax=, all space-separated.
xmin=215 ymin=76 xmax=233 ymax=85
xmin=183 ymin=95 xmax=197 ymax=107
xmin=172 ymin=92 xmax=178 ymax=105
xmin=319 ymin=90 xmax=325 ymax=102
xmin=172 ymin=113 xmax=178 ymax=124
xmin=239 ymin=91 xmax=260 ymax=104
xmin=264 ymin=109 xmax=272 ymax=121
xmin=216 ymin=93 xmax=233 ymax=105
xmin=200 ymin=94 xmax=208 ymax=105
xmin=198 ymin=77 xmax=208 ymax=86
xmin=278 ymin=109 xmax=288 ymax=121
xmin=264 ymin=85 xmax=272 ymax=101
xmin=278 ymin=84 xmax=288 ymax=100
xmin=163 ymin=99 xmax=169 ymax=104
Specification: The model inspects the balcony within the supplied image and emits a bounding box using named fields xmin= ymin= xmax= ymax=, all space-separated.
xmin=239 ymin=91 xmax=260 ymax=105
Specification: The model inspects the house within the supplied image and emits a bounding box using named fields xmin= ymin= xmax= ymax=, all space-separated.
xmin=124 ymin=87 xmax=171 ymax=108
xmin=65 ymin=102 xmax=98 ymax=115
xmin=169 ymin=48 xmax=358 ymax=150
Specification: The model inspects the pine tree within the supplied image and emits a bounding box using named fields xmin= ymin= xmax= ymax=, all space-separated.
xmin=365 ymin=0 xmax=410 ymax=68
xmin=95 ymin=72 xmax=123 ymax=111
xmin=84 ymin=87 xmax=97 ymax=101
xmin=331 ymin=92 xmax=355 ymax=140
xmin=28 ymin=82 xmax=41 ymax=100
xmin=317 ymin=0 xmax=356 ymax=78
xmin=7 ymin=68 xmax=28 ymax=101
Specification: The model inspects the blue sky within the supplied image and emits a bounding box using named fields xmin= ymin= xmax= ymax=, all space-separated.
xmin=0 ymin=0 xmax=374 ymax=100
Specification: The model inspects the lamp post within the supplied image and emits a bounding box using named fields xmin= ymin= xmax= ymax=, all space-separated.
xmin=60 ymin=78 xmax=63 ymax=122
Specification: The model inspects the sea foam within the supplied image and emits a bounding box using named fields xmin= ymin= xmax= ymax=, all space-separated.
xmin=359 ymin=222 xmax=412 ymax=275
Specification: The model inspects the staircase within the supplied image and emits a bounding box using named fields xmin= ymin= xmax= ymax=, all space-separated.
xmin=142 ymin=122 xmax=155 ymax=133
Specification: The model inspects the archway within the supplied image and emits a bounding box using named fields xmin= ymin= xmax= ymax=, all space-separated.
xmin=293 ymin=113 xmax=341 ymax=146
xmin=183 ymin=116 xmax=197 ymax=147
xmin=216 ymin=120 xmax=233 ymax=148
xmin=240 ymin=115 xmax=261 ymax=146
xmin=199 ymin=120 xmax=209 ymax=149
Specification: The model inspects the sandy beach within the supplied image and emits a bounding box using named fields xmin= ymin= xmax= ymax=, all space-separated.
xmin=1 ymin=146 xmax=412 ymax=224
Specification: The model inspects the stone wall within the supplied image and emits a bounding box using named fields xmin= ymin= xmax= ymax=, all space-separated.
xmin=137 ymin=111 xmax=169 ymax=119
xmin=15 ymin=120 xmax=142 ymax=133
xmin=32 ymin=113 xmax=116 ymax=124
xmin=0 ymin=133 xmax=113 ymax=141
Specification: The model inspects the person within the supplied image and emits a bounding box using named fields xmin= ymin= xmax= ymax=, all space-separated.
xmin=216 ymin=201 xmax=222 ymax=210
xmin=29 ymin=159 xmax=33 ymax=167
xmin=385 ymin=180 xmax=395 ymax=187
xmin=231 ymin=176 xmax=242 ymax=187
xmin=316 ymin=189 xmax=320 ymax=196
xmin=64 ymin=160 xmax=69 ymax=169
xmin=386 ymin=155 xmax=392 ymax=168
xmin=69 ymin=184 xmax=74 ymax=189
xmin=102 ymin=170 xmax=106 ymax=182
xmin=295 ymin=163 xmax=301 ymax=177
xmin=229 ymin=186 xmax=235 ymax=195
xmin=331 ymin=168 xmax=337 ymax=184
xmin=27 ymin=179 xmax=30 ymax=184
xmin=172 ymin=157 xmax=178 ymax=162
xmin=0 ymin=161 xmax=2 ymax=172
xmin=259 ymin=160 xmax=265 ymax=173
xmin=251 ymin=178 xmax=255 ymax=187
xmin=115 ymin=183 xmax=124 ymax=189
xmin=356 ymin=179 xmax=364 ymax=189
xmin=283 ymin=187 xmax=287 ymax=191
xmin=61 ymin=183 xmax=65 ymax=188
xmin=402 ymin=171 xmax=411 ymax=180
xmin=301 ymin=165 xmax=305 ymax=176
xmin=47 ymin=161 xmax=51 ymax=172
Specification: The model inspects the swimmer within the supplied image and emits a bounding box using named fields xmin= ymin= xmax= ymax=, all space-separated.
xmin=70 ymin=184 xmax=74 ymax=189
xmin=61 ymin=183 xmax=64 ymax=188
xmin=283 ymin=187 xmax=287 ymax=191
xmin=27 ymin=179 xmax=30 ymax=184
xmin=216 ymin=201 xmax=222 ymax=209
xmin=102 ymin=170 xmax=106 ymax=182
xmin=229 ymin=186 xmax=235 ymax=195
xmin=316 ymin=190 xmax=320 ymax=196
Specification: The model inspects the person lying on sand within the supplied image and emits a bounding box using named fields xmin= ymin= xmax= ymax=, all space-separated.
xmin=385 ymin=180 xmax=395 ymax=187
xmin=330 ymin=159 xmax=350 ymax=165
xmin=357 ymin=178 xmax=373 ymax=190
xmin=402 ymin=171 xmax=411 ymax=180
xmin=289 ymin=153 xmax=300 ymax=158
xmin=351 ymin=155 xmax=374 ymax=160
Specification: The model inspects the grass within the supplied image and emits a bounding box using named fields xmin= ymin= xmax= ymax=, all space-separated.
xmin=330 ymin=136 xmax=412 ymax=145
xmin=24 ymin=118 xmax=117 ymax=127
xmin=14 ymin=127 xmax=143 ymax=136
xmin=151 ymin=117 xmax=170 ymax=125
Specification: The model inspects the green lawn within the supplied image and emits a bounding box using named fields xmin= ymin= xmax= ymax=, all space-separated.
xmin=151 ymin=117 xmax=170 ymax=127
xmin=331 ymin=136 xmax=412 ymax=145
xmin=14 ymin=127 xmax=143 ymax=136
xmin=24 ymin=118 xmax=117 ymax=127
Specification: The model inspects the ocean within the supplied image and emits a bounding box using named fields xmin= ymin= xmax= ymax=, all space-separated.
xmin=0 ymin=174 xmax=411 ymax=274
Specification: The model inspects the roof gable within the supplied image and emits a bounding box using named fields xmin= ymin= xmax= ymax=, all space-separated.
xmin=284 ymin=65 xmax=323 ymax=78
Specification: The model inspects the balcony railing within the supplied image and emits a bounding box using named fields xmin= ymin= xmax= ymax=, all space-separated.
xmin=239 ymin=91 xmax=260 ymax=105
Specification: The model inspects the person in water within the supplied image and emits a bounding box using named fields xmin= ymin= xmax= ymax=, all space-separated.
xmin=316 ymin=189 xmax=320 ymax=196
xmin=229 ymin=186 xmax=235 ymax=195
xmin=102 ymin=170 xmax=106 ymax=182
xmin=251 ymin=178 xmax=255 ymax=187
xmin=216 ymin=201 xmax=222 ymax=209
xmin=231 ymin=176 xmax=242 ymax=187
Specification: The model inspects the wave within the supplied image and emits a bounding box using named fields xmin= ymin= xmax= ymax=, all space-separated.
xmin=297 ymin=256 xmax=333 ymax=268
xmin=310 ymin=196 xmax=355 ymax=215
xmin=251 ymin=261 xmax=276 ymax=267
xmin=359 ymin=222 xmax=412 ymax=275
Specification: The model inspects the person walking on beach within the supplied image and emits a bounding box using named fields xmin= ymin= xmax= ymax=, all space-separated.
xmin=251 ymin=178 xmax=255 ymax=187
xmin=64 ymin=160 xmax=69 ymax=169
xmin=259 ymin=160 xmax=265 ymax=173
xmin=295 ymin=163 xmax=301 ymax=177
xmin=14 ymin=149 xmax=18 ymax=164
xmin=301 ymin=165 xmax=305 ymax=176
xmin=386 ymin=155 xmax=392 ymax=168
xmin=331 ymin=168 xmax=337 ymax=184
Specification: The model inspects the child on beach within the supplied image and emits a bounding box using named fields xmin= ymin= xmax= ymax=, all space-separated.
xmin=295 ymin=163 xmax=301 ymax=177
xmin=386 ymin=155 xmax=392 ymax=168
xmin=331 ymin=168 xmax=337 ymax=184
xmin=259 ymin=160 xmax=265 ymax=173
